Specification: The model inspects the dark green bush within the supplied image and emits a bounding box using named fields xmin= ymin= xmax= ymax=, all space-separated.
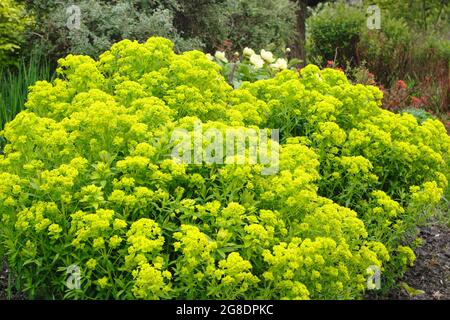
xmin=306 ymin=1 xmax=449 ymax=112
xmin=306 ymin=2 xmax=365 ymax=66
xmin=186 ymin=0 xmax=297 ymax=53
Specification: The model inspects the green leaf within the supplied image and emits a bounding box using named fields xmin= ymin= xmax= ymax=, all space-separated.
xmin=400 ymin=282 xmax=425 ymax=297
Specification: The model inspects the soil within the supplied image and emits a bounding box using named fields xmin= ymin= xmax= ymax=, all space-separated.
xmin=382 ymin=224 xmax=450 ymax=300
xmin=0 ymin=258 xmax=23 ymax=300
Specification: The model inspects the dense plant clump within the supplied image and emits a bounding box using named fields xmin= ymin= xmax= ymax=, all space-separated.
xmin=1 ymin=37 xmax=449 ymax=299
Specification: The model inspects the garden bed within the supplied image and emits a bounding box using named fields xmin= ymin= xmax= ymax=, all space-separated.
xmin=2 ymin=223 xmax=448 ymax=300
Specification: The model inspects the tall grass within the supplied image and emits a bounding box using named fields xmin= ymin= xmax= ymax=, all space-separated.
xmin=0 ymin=54 xmax=54 ymax=128
xmin=0 ymin=54 xmax=54 ymax=150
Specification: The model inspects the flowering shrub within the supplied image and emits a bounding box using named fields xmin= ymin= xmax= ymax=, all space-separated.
xmin=1 ymin=37 xmax=449 ymax=299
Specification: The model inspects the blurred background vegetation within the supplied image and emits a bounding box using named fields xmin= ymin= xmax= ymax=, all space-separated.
xmin=0 ymin=0 xmax=449 ymax=132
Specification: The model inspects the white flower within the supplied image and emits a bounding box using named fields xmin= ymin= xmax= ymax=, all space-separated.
xmin=285 ymin=48 xmax=291 ymax=53
xmin=205 ymin=53 xmax=214 ymax=61
xmin=214 ymin=51 xmax=228 ymax=63
xmin=260 ymin=49 xmax=275 ymax=63
xmin=249 ymin=54 xmax=264 ymax=69
xmin=243 ymin=47 xmax=255 ymax=57
xmin=270 ymin=58 xmax=288 ymax=70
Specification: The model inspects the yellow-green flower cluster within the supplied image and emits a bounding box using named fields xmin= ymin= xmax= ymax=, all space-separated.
xmin=212 ymin=252 xmax=260 ymax=298
xmin=125 ymin=218 xmax=165 ymax=269
xmin=132 ymin=262 xmax=172 ymax=299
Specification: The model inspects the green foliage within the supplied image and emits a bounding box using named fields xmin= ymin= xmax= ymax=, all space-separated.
xmin=22 ymin=0 xmax=203 ymax=60
xmin=402 ymin=108 xmax=436 ymax=124
xmin=0 ymin=0 xmax=32 ymax=67
xmin=306 ymin=1 xmax=365 ymax=66
xmin=0 ymin=53 xmax=54 ymax=140
xmin=196 ymin=0 xmax=297 ymax=53
xmin=358 ymin=15 xmax=412 ymax=85
xmin=368 ymin=0 xmax=449 ymax=31
xmin=1 ymin=37 xmax=449 ymax=300
xmin=357 ymin=12 xmax=449 ymax=112
xmin=358 ymin=13 xmax=450 ymax=86
xmin=22 ymin=0 xmax=297 ymax=61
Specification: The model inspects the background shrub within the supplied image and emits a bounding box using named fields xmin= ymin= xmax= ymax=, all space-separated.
xmin=187 ymin=0 xmax=297 ymax=53
xmin=357 ymin=15 xmax=412 ymax=85
xmin=370 ymin=0 xmax=449 ymax=31
xmin=21 ymin=0 xmax=203 ymax=60
xmin=358 ymin=19 xmax=449 ymax=112
xmin=0 ymin=0 xmax=32 ymax=67
xmin=20 ymin=0 xmax=297 ymax=61
xmin=306 ymin=1 xmax=365 ymax=66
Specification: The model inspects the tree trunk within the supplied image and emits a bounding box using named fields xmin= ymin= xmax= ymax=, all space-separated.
xmin=290 ymin=0 xmax=308 ymax=66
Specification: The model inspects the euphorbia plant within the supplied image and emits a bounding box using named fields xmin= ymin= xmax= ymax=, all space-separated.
xmin=0 ymin=37 xmax=449 ymax=300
